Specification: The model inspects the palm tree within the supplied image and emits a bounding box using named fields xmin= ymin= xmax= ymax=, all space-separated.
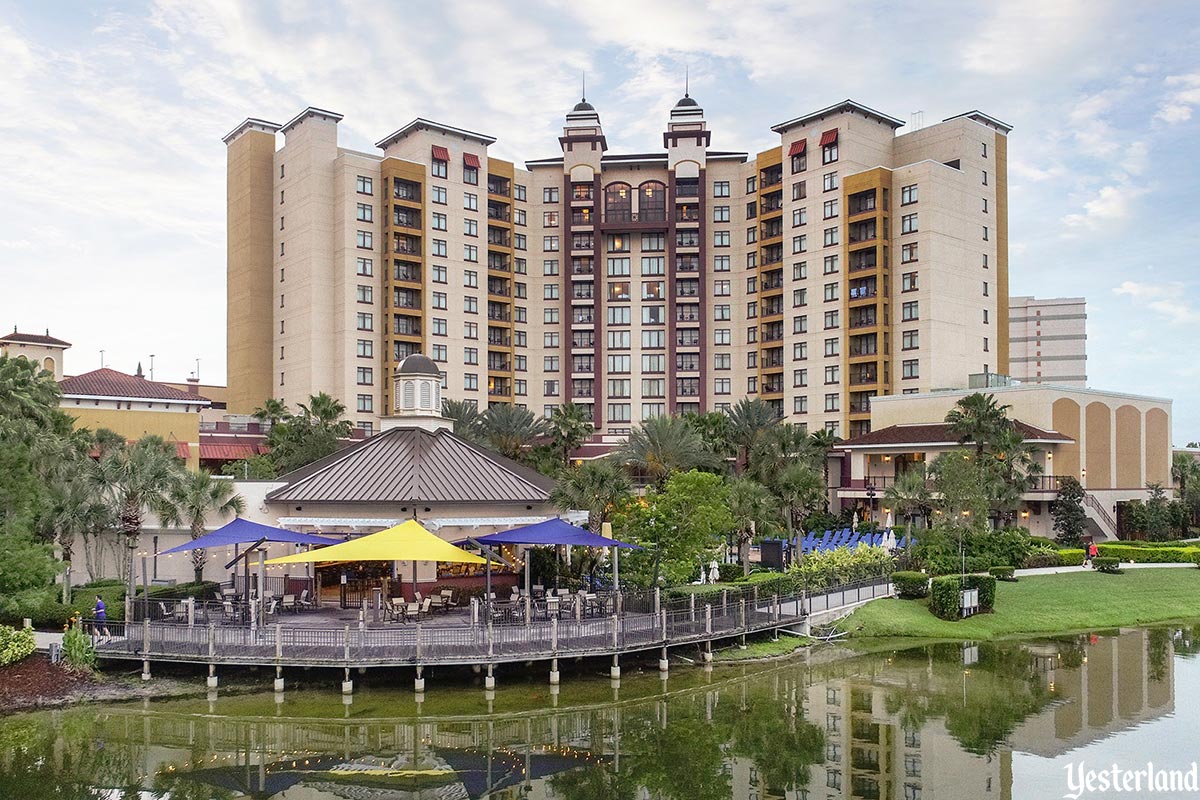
xmin=808 ymin=428 xmax=842 ymax=503
xmin=0 ymin=353 xmax=62 ymax=428
xmin=726 ymin=398 xmax=781 ymax=474
xmin=945 ymin=392 xmax=1012 ymax=459
xmin=1170 ymin=452 xmax=1199 ymax=536
xmin=748 ymin=423 xmax=816 ymax=485
xmin=988 ymin=426 xmax=1043 ymax=523
xmin=728 ymin=477 xmax=780 ymax=575
xmin=772 ymin=461 xmax=826 ymax=554
xmin=617 ymin=415 xmax=714 ymax=487
xmin=252 ymin=398 xmax=291 ymax=427
xmin=548 ymin=403 xmax=594 ymax=468
xmin=442 ymin=398 xmax=484 ymax=441
xmin=480 ymin=403 xmax=549 ymax=460
xmin=298 ymin=392 xmax=353 ymax=437
xmin=92 ymin=436 xmax=183 ymax=592
xmin=884 ymin=466 xmax=932 ymax=530
xmin=551 ymin=459 xmax=632 ymax=532
xmin=168 ymin=471 xmax=246 ymax=583
xmin=43 ymin=459 xmax=114 ymax=597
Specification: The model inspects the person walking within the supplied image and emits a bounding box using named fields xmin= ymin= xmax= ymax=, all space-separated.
xmin=94 ymin=594 xmax=111 ymax=640
xmin=1086 ymin=541 xmax=1099 ymax=568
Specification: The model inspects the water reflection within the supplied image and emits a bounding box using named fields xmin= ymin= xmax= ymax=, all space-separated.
xmin=0 ymin=627 xmax=1187 ymax=800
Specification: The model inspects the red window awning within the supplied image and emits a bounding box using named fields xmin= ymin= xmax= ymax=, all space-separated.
xmin=463 ymin=153 xmax=481 ymax=169
xmin=199 ymin=443 xmax=257 ymax=461
xmin=174 ymin=442 xmax=191 ymax=460
xmin=819 ymin=129 xmax=838 ymax=147
xmin=431 ymin=145 xmax=450 ymax=161
xmin=788 ymin=139 xmax=807 ymax=157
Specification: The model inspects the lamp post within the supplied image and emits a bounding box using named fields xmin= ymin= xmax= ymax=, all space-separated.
xmin=866 ymin=483 xmax=877 ymax=525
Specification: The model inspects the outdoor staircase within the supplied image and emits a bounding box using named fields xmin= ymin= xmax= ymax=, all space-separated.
xmin=1083 ymin=492 xmax=1120 ymax=540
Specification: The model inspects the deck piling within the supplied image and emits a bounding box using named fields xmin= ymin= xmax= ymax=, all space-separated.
xmin=549 ymin=658 xmax=560 ymax=685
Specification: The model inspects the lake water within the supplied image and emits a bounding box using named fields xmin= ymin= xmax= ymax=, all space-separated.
xmin=2 ymin=626 xmax=1198 ymax=799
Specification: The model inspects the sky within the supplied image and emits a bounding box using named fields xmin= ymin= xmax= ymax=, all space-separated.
xmin=1 ymin=0 xmax=1198 ymax=442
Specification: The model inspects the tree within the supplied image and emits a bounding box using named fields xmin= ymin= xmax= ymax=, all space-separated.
xmin=986 ymin=426 xmax=1043 ymax=523
xmin=929 ymin=450 xmax=989 ymax=529
xmin=442 ymin=398 xmax=484 ymax=441
xmin=728 ymin=478 xmax=779 ymax=575
xmin=168 ymin=471 xmax=246 ymax=583
xmin=885 ymin=466 xmax=933 ymax=530
xmin=1172 ymin=452 xmax=1200 ymax=536
xmin=0 ymin=354 xmax=62 ymax=429
xmin=480 ymin=403 xmax=548 ymax=460
xmin=726 ymin=398 xmax=780 ymax=474
xmin=298 ymin=392 xmax=353 ymax=438
xmin=251 ymin=398 xmax=291 ymax=426
xmin=682 ymin=411 xmax=734 ymax=465
xmin=617 ymin=415 xmax=715 ymax=487
xmin=807 ymin=428 xmax=841 ymax=503
xmin=1142 ymin=483 xmax=1175 ymax=541
xmin=551 ymin=459 xmax=631 ymax=533
xmin=1051 ymin=476 xmax=1087 ymax=547
xmin=92 ymin=436 xmax=183 ymax=591
xmin=548 ymin=403 xmax=593 ymax=468
xmin=945 ymin=393 xmax=1012 ymax=459
xmin=265 ymin=392 xmax=354 ymax=474
xmin=772 ymin=461 xmax=826 ymax=554
xmin=42 ymin=453 xmax=113 ymax=595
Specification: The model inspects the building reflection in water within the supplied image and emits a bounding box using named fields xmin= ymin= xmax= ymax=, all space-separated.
xmin=0 ymin=628 xmax=1180 ymax=800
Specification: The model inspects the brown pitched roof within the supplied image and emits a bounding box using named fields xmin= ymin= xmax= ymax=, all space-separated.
xmin=1 ymin=330 xmax=71 ymax=347
xmin=839 ymin=420 xmax=1072 ymax=449
xmin=267 ymin=425 xmax=556 ymax=505
xmin=59 ymin=368 xmax=210 ymax=403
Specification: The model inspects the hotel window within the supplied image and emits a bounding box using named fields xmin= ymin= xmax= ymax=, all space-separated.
xmin=824 ymin=282 xmax=839 ymax=302
xmin=356 ymin=339 xmax=373 ymax=358
xmin=642 ymin=280 xmax=665 ymax=300
xmin=607 ymin=403 xmax=631 ymax=422
xmin=515 ymin=208 xmax=526 ymax=225
xmin=431 ymin=344 xmax=447 ymax=361
xmin=746 ymin=252 xmax=757 ymax=269
xmin=432 ymin=318 xmax=447 ymax=336
xmin=794 ymin=341 xmax=808 ymax=360
xmin=608 ymin=306 xmax=631 ymax=325
xmin=982 ymin=225 xmax=989 ymax=241
xmin=643 ymin=353 xmax=667 ymax=372
xmin=747 ymin=276 xmax=757 ymax=293
xmin=902 ymin=329 xmax=919 ymax=350
xmin=514 ymin=307 xmax=527 ymax=322
xmin=432 ymin=265 xmax=447 ymax=283
xmin=432 ymin=239 xmax=448 ymax=257
xmin=515 ymin=257 xmax=527 ymax=274
xmin=792 ymin=234 xmax=807 ymax=253
xmin=541 ymin=380 xmax=559 ymax=396
xmin=824 ymin=337 xmax=840 ymax=357
xmin=356 ymin=367 xmax=374 ymax=385
xmin=984 ymin=336 xmax=990 ymax=351
xmin=713 ymin=205 xmax=730 ymax=222
xmin=792 ymin=180 xmax=807 ymax=201
xmin=902 ymin=272 xmax=918 ymax=292
xmin=464 ymin=219 xmax=478 ymax=237
xmin=746 ymin=201 xmax=757 ymax=219
xmin=901 ymin=243 xmax=918 ymax=263
xmin=794 ymin=288 xmax=808 ymax=307
xmin=641 ymin=256 xmax=665 ymax=275
xmin=794 ymin=261 xmax=808 ymax=280
xmin=793 ymin=207 xmax=807 ymax=227
xmin=714 ymin=280 xmax=731 ymax=296
xmin=544 ymin=355 xmax=560 ymax=372
xmin=823 ymin=310 xmax=839 ymax=329
xmin=356 ymin=176 xmax=373 ymax=195
xmin=643 ymin=330 xmax=666 ymax=348
xmin=543 ymin=211 xmax=559 ymax=228
xmin=794 ymin=395 xmax=808 ymax=414
xmin=747 ymin=325 xmax=757 ymax=342
xmin=280 ymin=189 xmax=284 ymax=204
xmin=608 ymin=281 xmax=631 ymax=301
xmin=432 ymin=159 xmax=447 ymax=179
xmin=431 ymin=212 xmax=447 ymax=230
xmin=794 ymin=369 xmax=808 ymax=387
xmin=746 ymin=176 xmax=757 ymax=194
xmin=607 ymin=257 xmax=632 ymax=277
xmin=643 ymin=306 xmax=666 ymax=325
xmin=823 ymin=255 xmax=839 ymax=274
xmin=463 ymin=164 xmax=478 ymax=185
xmin=712 ymin=180 xmax=730 ymax=197
xmin=432 ymin=292 xmax=447 ymax=310
xmin=544 ymin=284 xmax=560 ymax=300
xmin=714 ymin=328 xmax=731 ymax=345
xmin=791 ymin=152 xmax=807 ymax=173
xmin=823 ymin=171 xmax=838 ymax=192
xmin=544 ymin=308 xmax=559 ymax=323
xmin=356 ymin=203 xmax=373 ymax=222
xmin=543 ymin=259 xmax=559 ymax=275
xmin=464 ymin=296 xmax=478 ymax=313
xmin=279 ymin=293 xmax=284 ymax=308
xmin=746 ymin=301 xmax=757 ymax=318
xmin=746 ymin=226 xmax=757 ymax=244
xmin=607 ymin=331 xmax=630 ymax=349
xmin=356 ymin=257 xmax=373 ymax=276
xmin=982 ymin=197 xmax=989 ymax=213
xmin=607 ymin=378 xmax=631 ymax=397
xmin=280 ymin=241 xmax=285 ymax=256
xmin=356 ymin=394 xmax=373 ymax=413
xmin=795 ymin=315 xmax=808 ymax=334
xmin=514 ymin=184 xmax=527 ymax=201
xmin=902 ymin=359 xmax=919 ymax=379
xmin=280 ymin=371 xmax=284 ymax=386
xmin=823 ymin=199 xmax=839 ymax=219
xmin=543 ymin=187 xmax=559 ymax=203
xmin=714 ymin=255 xmax=731 ymax=272
xmin=823 ymin=226 xmax=839 ymax=247
xmin=356 ymin=230 xmax=372 ymax=249
xmin=901 ymin=184 xmax=918 ymax=205
xmin=608 ymin=354 xmax=632 ymax=373
xmin=356 ymin=285 xmax=373 ymax=304
xmin=982 ymin=253 xmax=989 ymax=269
xmin=545 ymin=332 xmax=560 ymax=348
xmin=824 ymin=393 xmax=840 ymax=412
xmin=515 ymin=330 xmax=527 ymax=346
xmin=714 ymin=230 xmax=730 ymax=247
xmin=714 ymin=353 xmax=731 ymax=370
xmin=714 ymin=304 xmax=731 ymax=321
xmin=901 ymin=213 xmax=917 ymax=234
xmin=714 ymin=378 xmax=732 ymax=394
xmin=464 ymin=374 xmax=478 ymax=391
xmin=432 ymin=186 xmax=447 ymax=204
xmin=642 ymin=401 xmax=666 ymax=418
xmin=464 ymin=192 xmax=478 ymax=210
xmin=279 ymin=216 xmax=284 ymax=230
xmin=982 ymin=280 xmax=989 ymax=296
xmin=902 ymin=300 xmax=919 ymax=321
xmin=824 ymin=365 xmax=839 ymax=384
xmin=822 ymin=140 xmax=838 ymax=165
xmin=515 ymin=354 xmax=527 ymax=371
xmin=983 ymin=308 xmax=989 ymax=323
xmin=642 ymin=232 xmax=666 ymax=251
xmin=982 ymin=169 xmax=988 ymax=185
xmin=544 ymin=236 xmax=560 ymax=252
xmin=904 ymin=786 xmax=921 ymax=800
xmin=356 ymin=312 xmax=373 ymax=331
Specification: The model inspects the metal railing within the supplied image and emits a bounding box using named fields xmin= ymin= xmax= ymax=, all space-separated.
xmin=89 ymin=576 xmax=892 ymax=668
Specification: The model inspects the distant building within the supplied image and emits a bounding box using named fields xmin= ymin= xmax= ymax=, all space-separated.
xmin=0 ymin=327 xmax=71 ymax=380
xmin=1008 ymin=296 xmax=1087 ymax=387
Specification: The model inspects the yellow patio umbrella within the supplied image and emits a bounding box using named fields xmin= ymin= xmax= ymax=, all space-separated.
xmin=265 ymin=520 xmax=485 ymax=565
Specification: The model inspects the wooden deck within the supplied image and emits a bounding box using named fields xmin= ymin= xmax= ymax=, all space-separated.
xmin=91 ymin=578 xmax=891 ymax=670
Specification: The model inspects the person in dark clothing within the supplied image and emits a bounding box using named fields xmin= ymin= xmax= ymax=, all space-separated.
xmin=94 ymin=595 xmax=111 ymax=639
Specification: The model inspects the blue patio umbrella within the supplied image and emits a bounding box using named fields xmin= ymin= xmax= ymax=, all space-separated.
xmin=156 ymin=517 xmax=339 ymax=555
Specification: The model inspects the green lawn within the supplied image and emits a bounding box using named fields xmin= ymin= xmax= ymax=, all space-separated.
xmin=711 ymin=632 xmax=813 ymax=662
xmin=843 ymin=568 xmax=1200 ymax=641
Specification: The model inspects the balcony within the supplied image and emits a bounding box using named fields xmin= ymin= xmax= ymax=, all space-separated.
xmin=486 ymin=332 xmax=512 ymax=347
xmin=761 ymin=301 xmax=784 ymax=318
xmin=603 ymin=210 xmax=667 ymax=225
xmin=849 ymin=313 xmax=878 ymax=329
xmin=760 ymin=166 xmax=783 ymax=188
xmin=675 ymin=281 xmax=700 ymax=298
xmin=571 ymin=333 xmax=595 ymax=349
xmin=762 ymin=380 xmax=784 ymax=394
xmin=487 ymin=308 xmax=511 ymax=323
xmin=676 ymin=381 xmax=701 ymax=397
xmin=487 ymin=178 xmax=510 ymax=197
xmin=393 ymin=264 xmax=421 ymax=283
xmin=572 ymin=311 xmax=595 ymax=325
xmin=676 ymin=308 xmax=700 ymax=323
xmin=392 ymin=321 xmax=422 ymax=337
xmin=487 ymin=204 xmax=511 ymax=222
xmin=761 ymin=246 xmax=783 ymax=266
xmin=392 ymin=208 xmax=420 ymax=229
xmin=487 ymin=229 xmax=512 ymax=248
xmin=487 ymin=280 xmax=511 ymax=297
xmin=572 ymin=184 xmax=594 ymax=201
xmin=571 ymin=381 xmax=594 ymax=398
xmin=675 ymin=182 xmax=700 ymax=198
xmin=849 ymin=370 xmax=879 ymax=386
xmin=674 ymin=206 xmax=700 ymax=223
xmin=676 ymin=358 xmax=700 ymax=372
xmin=487 ymin=255 xmax=511 ymax=272
xmin=570 ymin=210 xmax=594 ymax=226
xmin=572 ymin=359 xmax=595 ymax=373
xmin=393 ymin=179 xmax=421 ymax=202
xmin=848 ymin=221 xmax=878 ymax=245
xmin=761 ymin=354 xmax=784 ymax=369
xmin=571 ymin=236 xmax=594 ymax=251
xmin=676 ymin=331 xmax=700 ymax=347
xmin=848 ymin=283 xmax=877 ymax=302
xmin=675 ymin=233 xmax=700 ymax=248
xmin=675 ymin=255 xmax=699 ymax=273
xmin=392 ymin=291 xmax=420 ymax=310
xmin=850 ymin=253 xmax=878 ymax=272
xmin=761 ymin=197 xmax=784 ymax=214
xmin=392 ymin=235 xmax=421 ymax=256
xmin=761 ymin=221 xmax=784 ymax=240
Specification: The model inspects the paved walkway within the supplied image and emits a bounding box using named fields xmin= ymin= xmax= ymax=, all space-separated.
xmin=1016 ymin=562 xmax=1195 ymax=577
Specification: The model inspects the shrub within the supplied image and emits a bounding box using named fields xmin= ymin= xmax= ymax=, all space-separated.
xmin=910 ymin=527 xmax=1033 ymax=576
xmin=716 ymin=562 xmax=743 ymax=583
xmin=988 ymin=566 xmax=1016 ymax=582
xmin=1022 ymin=551 xmax=1061 ymax=569
xmin=1093 ymin=557 xmax=1123 ymax=574
xmin=0 ymin=625 xmax=36 ymax=666
xmin=929 ymin=576 xmax=962 ymax=621
xmin=1058 ymin=549 xmax=1087 ymax=567
xmin=963 ymin=574 xmax=997 ymax=610
xmin=1096 ymin=545 xmax=1200 ymax=564
xmin=0 ymin=588 xmax=75 ymax=629
xmin=70 ymin=585 xmax=126 ymax=624
xmin=789 ymin=545 xmax=894 ymax=591
xmin=61 ymin=622 xmax=96 ymax=672
xmin=144 ymin=581 xmax=222 ymax=601
xmin=893 ymin=571 xmax=930 ymax=599
xmin=1028 ymin=536 xmax=1063 ymax=550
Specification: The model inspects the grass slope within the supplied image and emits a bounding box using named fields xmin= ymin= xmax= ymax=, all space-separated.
xmin=712 ymin=633 xmax=813 ymax=662
xmin=843 ymin=567 xmax=1200 ymax=641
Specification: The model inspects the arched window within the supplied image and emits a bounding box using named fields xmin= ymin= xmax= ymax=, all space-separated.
xmin=638 ymin=181 xmax=666 ymax=222
xmin=419 ymin=380 xmax=431 ymax=409
xmin=604 ymin=182 xmax=632 ymax=223
xmin=42 ymin=357 xmax=55 ymax=374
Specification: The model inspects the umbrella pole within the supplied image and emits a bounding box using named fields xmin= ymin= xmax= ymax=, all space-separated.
xmin=613 ymin=545 xmax=620 ymax=596
xmin=411 ymin=560 xmax=417 ymax=602
xmin=524 ymin=546 xmax=531 ymax=597
xmin=485 ymin=555 xmax=492 ymax=608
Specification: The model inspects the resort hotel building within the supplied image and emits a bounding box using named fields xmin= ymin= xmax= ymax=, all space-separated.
xmin=225 ymin=95 xmax=1012 ymax=440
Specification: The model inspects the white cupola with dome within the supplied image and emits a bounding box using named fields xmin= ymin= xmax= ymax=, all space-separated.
xmin=381 ymin=353 xmax=451 ymax=432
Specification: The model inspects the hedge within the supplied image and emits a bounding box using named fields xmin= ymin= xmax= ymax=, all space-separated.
xmin=988 ymin=566 xmax=1016 ymax=581
xmin=929 ymin=576 xmax=962 ymax=620
xmin=143 ymin=581 xmax=222 ymax=601
xmin=1093 ymin=557 xmax=1123 ymax=574
xmin=893 ymin=571 xmax=930 ymax=599
xmin=0 ymin=625 xmax=36 ymax=666
xmin=1096 ymin=545 xmax=1200 ymax=564
xmin=1023 ymin=551 xmax=1060 ymax=569
xmin=963 ymin=574 xmax=997 ymax=611
xmin=1058 ymin=549 xmax=1087 ymax=567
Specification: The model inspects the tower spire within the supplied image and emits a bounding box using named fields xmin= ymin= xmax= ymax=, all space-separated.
xmin=685 ymin=66 xmax=689 ymax=98
xmin=582 ymin=71 xmax=586 ymax=102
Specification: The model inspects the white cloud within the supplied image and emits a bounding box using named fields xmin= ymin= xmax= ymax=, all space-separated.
xmin=1113 ymin=281 xmax=1200 ymax=325
xmin=1062 ymin=184 xmax=1145 ymax=228
xmin=960 ymin=0 xmax=1109 ymax=76
xmin=1156 ymin=72 xmax=1200 ymax=123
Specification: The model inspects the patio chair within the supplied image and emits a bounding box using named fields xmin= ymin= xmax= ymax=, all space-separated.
xmin=298 ymin=589 xmax=314 ymax=611
xmin=221 ymin=600 xmax=238 ymax=623
xmin=533 ymin=584 xmax=545 ymax=598
xmin=157 ymin=602 xmax=177 ymax=622
xmin=545 ymin=595 xmax=561 ymax=619
xmin=264 ymin=599 xmax=279 ymax=618
xmin=418 ymin=597 xmax=432 ymax=620
xmin=440 ymin=589 xmax=457 ymax=611
xmin=403 ymin=602 xmax=421 ymax=622
xmin=429 ymin=593 xmax=446 ymax=613
xmin=385 ymin=598 xmax=404 ymax=622
xmin=281 ymin=594 xmax=297 ymax=613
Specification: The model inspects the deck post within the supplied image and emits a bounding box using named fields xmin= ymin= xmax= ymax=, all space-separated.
xmin=486 ymin=617 xmax=494 ymax=659
xmin=704 ymin=603 xmax=712 ymax=635
xmin=186 ymin=597 xmax=195 ymax=627
xmin=274 ymin=665 xmax=284 ymax=692
xmin=660 ymin=608 xmax=668 ymax=643
xmin=484 ymin=663 xmax=495 ymax=690
xmin=654 ymin=587 xmax=661 ymax=615
xmin=415 ymin=665 xmax=425 ymax=693
xmin=610 ymin=614 xmax=619 ymax=649
xmin=206 ymin=623 xmax=217 ymax=687
xmin=273 ymin=624 xmax=284 ymax=691
xmin=140 ymin=619 xmax=151 ymax=681
xmin=610 ymin=653 xmax=620 ymax=680
xmin=551 ymin=616 xmax=558 ymax=652
xmin=342 ymin=666 xmax=353 ymax=695
xmin=415 ymin=622 xmax=423 ymax=663
xmin=703 ymin=639 xmax=712 ymax=663
xmin=689 ymin=593 xmax=695 ymax=622
xmin=342 ymin=625 xmax=352 ymax=695
xmin=740 ymin=598 xmax=747 ymax=630
xmin=207 ymin=663 xmax=217 ymax=689
xmin=659 ymin=645 xmax=669 ymax=674
xmin=525 ymin=595 xmax=532 ymax=627
xmin=141 ymin=660 xmax=151 ymax=682
xmin=549 ymin=657 xmax=560 ymax=685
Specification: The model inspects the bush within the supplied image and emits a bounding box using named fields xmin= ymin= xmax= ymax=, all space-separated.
xmin=1093 ymin=557 xmax=1123 ymax=574
xmin=1058 ymin=549 xmax=1087 ymax=567
xmin=1028 ymin=536 xmax=1063 ymax=550
xmin=929 ymin=576 xmax=962 ymax=621
xmin=789 ymin=545 xmax=895 ymax=591
xmin=963 ymin=574 xmax=997 ymax=610
xmin=0 ymin=588 xmax=75 ymax=629
xmin=70 ymin=585 xmax=127 ymax=624
xmin=893 ymin=571 xmax=930 ymax=599
xmin=1096 ymin=545 xmax=1200 ymax=564
xmin=1022 ymin=551 xmax=1061 ymax=569
xmin=61 ymin=622 xmax=96 ymax=672
xmin=716 ymin=562 xmax=744 ymax=583
xmin=988 ymin=566 xmax=1016 ymax=581
xmin=144 ymin=580 xmax=222 ymax=601
xmin=910 ymin=527 xmax=1033 ymax=576
xmin=0 ymin=625 xmax=36 ymax=666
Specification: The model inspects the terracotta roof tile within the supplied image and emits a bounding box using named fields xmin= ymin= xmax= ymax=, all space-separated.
xmin=59 ymin=368 xmax=210 ymax=403
xmin=1 ymin=330 xmax=72 ymax=347
xmin=839 ymin=420 xmax=1072 ymax=449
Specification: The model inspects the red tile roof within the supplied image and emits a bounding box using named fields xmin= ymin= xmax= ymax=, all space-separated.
xmin=1 ymin=330 xmax=72 ymax=347
xmin=199 ymin=443 xmax=258 ymax=461
xmin=60 ymin=368 xmax=210 ymax=403
xmin=839 ymin=420 xmax=1072 ymax=449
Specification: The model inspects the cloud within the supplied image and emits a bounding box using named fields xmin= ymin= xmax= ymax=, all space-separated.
xmin=1113 ymin=281 xmax=1200 ymax=325
xmin=960 ymin=0 xmax=1109 ymax=76
xmin=1156 ymin=72 xmax=1200 ymax=123
xmin=1062 ymin=184 xmax=1145 ymax=229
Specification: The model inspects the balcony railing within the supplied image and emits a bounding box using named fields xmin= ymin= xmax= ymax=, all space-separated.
xmin=603 ymin=210 xmax=667 ymax=224
xmin=570 ymin=211 xmax=594 ymax=225
xmin=487 ymin=207 xmax=511 ymax=222
xmin=675 ymin=183 xmax=700 ymax=198
xmin=676 ymin=309 xmax=700 ymax=322
xmin=674 ymin=207 xmax=700 ymax=223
